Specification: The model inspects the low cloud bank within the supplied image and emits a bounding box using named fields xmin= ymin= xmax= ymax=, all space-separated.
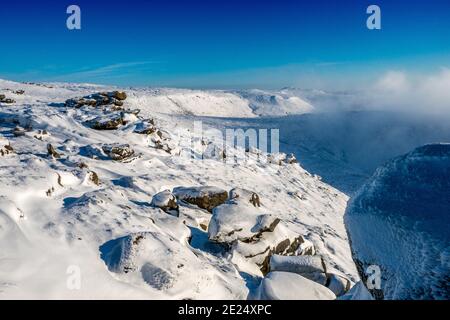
xmin=305 ymin=68 xmax=450 ymax=117
xmin=368 ymin=69 xmax=450 ymax=115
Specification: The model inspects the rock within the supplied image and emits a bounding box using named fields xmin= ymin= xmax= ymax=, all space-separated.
xmin=89 ymin=113 xmax=125 ymax=130
xmin=0 ymin=138 xmax=14 ymax=157
xmin=146 ymin=128 xmax=178 ymax=155
xmin=203 ymin=143 xmax=226 ymax=161
xmin=229 ymin=188 xmax=261 ymax=207
xmin=286 ymin=153 xmax=298 ymax=164
xmin=232 ymin=223 xmax=310 ymax=275
xmin=151 ymin=190 xmax=179 ymax=217
xmin=65 ymin=91 xmax=127 ymax=108
xmin=47 ymin=144 xmax=61 ymax=159
xmin=327 ymin=273 xmax=352 ymax=297
xmin=268 ymin=254 xmax=327 ymax=285
xmin=270 ymin=254 xmax=326 ymax=274
xmin=173 ymin=186 xmax=228 ymax=212
xmin=13 ymin=127 xmax=26 ymax=137
xmin=267 ymin=153 xmax=287 ymax=165
xmin=102 ymin=144 xmax=135 ymax=161
xmin=345 ymin=144 xmax=450 ymax=300
xmin=208 ymin=200 xmax=279 ymax=244
xmin=0 ymin=95 xmax=15 ymax=104
xmin=14 ymin=90 xmax=25 ymax=95
xmin=255 ymin=271 xmax=336 ymax=300
xmin=112 ymin=91 xmax=127 ymax=101
xmin=134 ymin=119 xmax=158 ymax=135
xmin=338 ymin=281 xmax=374 ymax=300
xmin=88 ymin=171 xmax=100 ymax=186
xmin=113 ymin=100 xmax=124 ymax=107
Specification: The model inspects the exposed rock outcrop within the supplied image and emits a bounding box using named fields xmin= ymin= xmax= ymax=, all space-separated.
xmin=65 ymin=91 xmax=128 ymax=109
xmin=0 ymin=138 xmax=14 ymax=157
xmin=173 ymin=186 xmax=228 ymax=212
xmin=102 ymin=144 xmax=135 ymax=161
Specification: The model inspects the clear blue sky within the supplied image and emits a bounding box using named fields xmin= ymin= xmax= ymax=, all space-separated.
xmin=0 ymin=0 xmax=449 ymax=88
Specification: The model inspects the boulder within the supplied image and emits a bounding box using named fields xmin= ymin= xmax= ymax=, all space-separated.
xmin=286 ymin=153 xmax=298 ymax=164
xmin=65 ymin=91 xmax=127 ymax=108
xmin=255 ymin=271 xmax=336 ymax=300
xmin=47 ymin=144 xmax=61 ymax=159
xmin=229 ymin=188 xmax=261 ymax=207
xmin=270 ymin=254 xmax=325 ymax=274
xmin=208 ymin=200 xmax=279 ymax=243
xmin=0 ymin=94 xmax=15 ymax=104
xmin=13 ymin=127 xmax=27 ymax=137
xmin=269 ymin=254 xmax=327 ymax=285
xmin=102 ymin=144 xmax=135 ymax=161
xmin=88 ymin=113 xmax=125 ymax=130
xmin=112 ymin=91 xmax=127 ymax=101
xmin=338 ymin=281 xmax=373 ymax=300
xmin=134 ymin=119 xmax=157 ymax=135
xmin=0 ymin=138 xmax=13 ymax=157
xmin=327 ymin=273 xmax=352 ymax=297
xmin=151 ymin=190 xmax=179 ymax=217
xmin=232 ymin=224 xmax=312 ymax=275
xmin=173 ymin=186 xmax=228 ymax=212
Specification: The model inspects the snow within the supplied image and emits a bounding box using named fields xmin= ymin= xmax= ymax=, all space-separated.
xmin=254 ymin=271 xmax=336 ymax=300
xmin=208 ymin=200 xmax=279 ymax=243
xmin=0 ymin=79 xmax=358 ymax=299
xmin=345 ymin=143 xmax=450 ymax=300
xmin=338 ymin=281 xmax=374 ymax=300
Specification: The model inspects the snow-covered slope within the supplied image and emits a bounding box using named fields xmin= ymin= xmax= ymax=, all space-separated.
xmin=234 ymin=89 xmax=314 ymax=116
xmin=345 ymin=144 xmax=450 ymax=300
xmin=0 ymin=79 xmax=357 ymax=299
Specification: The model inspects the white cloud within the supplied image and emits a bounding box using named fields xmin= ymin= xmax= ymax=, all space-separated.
xmin=366 ymin=69 xmax=450 ymax=115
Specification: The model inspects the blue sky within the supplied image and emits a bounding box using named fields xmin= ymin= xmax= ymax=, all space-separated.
xmin=0 ymin=0 xmax=449 ymax=89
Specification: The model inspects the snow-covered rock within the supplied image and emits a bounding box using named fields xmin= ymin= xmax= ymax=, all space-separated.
xmin=269 ymin=254 xmax=327 ymax=285
xmin=151 ymin=190 xmax=179 ymax=217
xmin=338 ymin=281 xmax=374 ymax=300
xmin=88 ymin=113 xmax=126 ymax=130
xmin=254 ymin=271 xmax=336 ymax=300
xmin=208 ymin=200 xmax=280 ymax=243
xmin=345 ymin=143 xmax=450 ymax=300
xmin=229 ymin=188 xmax=261 ymax=207
xmin=102 ymin=144 xmax=135 ymax=161
xmin=327 ymin=272 xmax=352 ymax=297
xmin=0 ymin=137 xmax=13 ymax=157
xmin=173 ymin=186 xmax=228 ymax=212
xmin=270 ymin=254 xmax=325 ymax=274
xmin=232 ymin=224 xmax=308 ymax=274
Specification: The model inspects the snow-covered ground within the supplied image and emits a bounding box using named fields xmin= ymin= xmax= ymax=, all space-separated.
xmin=0 ymin=79 xmax=358 ymax=299
xmin=1 ymin=79 xmax=448 ymax=300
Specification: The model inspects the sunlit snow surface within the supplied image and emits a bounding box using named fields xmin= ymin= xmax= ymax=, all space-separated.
xmin=0 ymin=79 xmax=357 ymax=299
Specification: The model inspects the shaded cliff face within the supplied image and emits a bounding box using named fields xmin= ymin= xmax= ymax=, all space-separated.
xmin=345 ymin=144 xmax=450 ymax=300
